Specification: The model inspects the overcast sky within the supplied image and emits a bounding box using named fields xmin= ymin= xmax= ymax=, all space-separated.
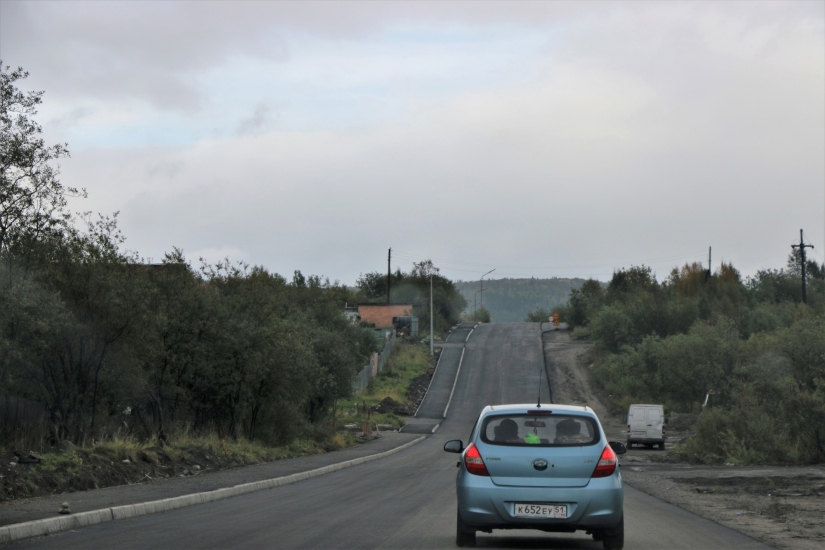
xmin=2 ymin=1 xmax=823 ymax=284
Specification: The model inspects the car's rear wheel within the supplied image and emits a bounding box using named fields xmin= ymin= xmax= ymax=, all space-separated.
xmin=603 ymin=514 xmax=624 ymax=550
xmin=456 ymin=510 xmax=476 ymax=547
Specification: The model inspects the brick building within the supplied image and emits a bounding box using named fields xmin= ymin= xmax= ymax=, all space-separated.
xmin=357 ymin=304 xmax=414 ymax=328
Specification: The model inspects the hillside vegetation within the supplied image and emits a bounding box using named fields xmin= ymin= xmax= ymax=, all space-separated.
xmin=557 ymin=257 xmax=825 ymax=464
xmin=455 ymin=277 xmax=586 ymax=322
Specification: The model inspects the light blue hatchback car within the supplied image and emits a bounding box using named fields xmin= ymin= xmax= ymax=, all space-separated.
xmin=444 ymin=404 xmax=626 ymax=549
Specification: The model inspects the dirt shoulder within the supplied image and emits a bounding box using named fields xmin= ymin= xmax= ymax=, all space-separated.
xmin=622 ymin=463 xmax=825 ymax=550
xmin=542 ymin=327 xmax=825 ymax=550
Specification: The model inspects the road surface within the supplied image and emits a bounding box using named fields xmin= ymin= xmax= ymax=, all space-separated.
xmin=15 ymin=323 xmax=770 ymax=549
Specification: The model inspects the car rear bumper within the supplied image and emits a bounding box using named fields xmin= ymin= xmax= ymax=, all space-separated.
xmin=456 ymin=470 xmax=623 ymax=531
xmin=627 ymin=437 xmax=664 ymax=444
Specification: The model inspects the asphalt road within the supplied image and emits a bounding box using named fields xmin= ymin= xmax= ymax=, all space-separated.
xmin=15 ymin=323 xmax=770 ymax=549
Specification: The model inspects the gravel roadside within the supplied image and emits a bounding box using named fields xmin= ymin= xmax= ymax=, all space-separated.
xmin=621 ymin=463 xmax=825 ymax=550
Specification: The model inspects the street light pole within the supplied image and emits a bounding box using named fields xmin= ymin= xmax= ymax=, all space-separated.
xmin=474 ymin=289 xmax=484 ymax=312
xmin=480 ymin=269 xmax=495 ymax=313
xmin=429 ymin=273 xmax=434 ymax=356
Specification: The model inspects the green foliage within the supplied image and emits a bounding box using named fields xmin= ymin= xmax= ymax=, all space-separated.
xmin=524 ymin=308 xmax=549 ymax=322
xmin=566 ymin=279 xmax=604 ymax=326
xmin=38 ymin=452 xmax=83 ymax=474
xmin=0 ymin=65 xmax=381 ymax=448
xmin=1 ymin=62 xmax=84 ymax=255
xmin=468 ymin=307 xmax=491 ymax=323
xmin=567 ymin=256 xmax=825 ymax=464
xmin=524 ymin=307 xmax=550 ymax=322
xmin=357 ymin=260 xmax=467 ymax=333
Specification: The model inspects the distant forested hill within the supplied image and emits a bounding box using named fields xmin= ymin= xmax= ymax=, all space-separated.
xmin=455 ymin=278 xmax=587 ymax=322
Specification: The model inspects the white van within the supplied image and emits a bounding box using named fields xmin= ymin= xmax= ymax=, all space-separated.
xmin=626 ymin=404 xmax=666 ymax=450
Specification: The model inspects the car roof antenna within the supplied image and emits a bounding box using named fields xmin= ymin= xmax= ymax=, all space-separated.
xmin=536 ymin=365 xmax=543 ymax=408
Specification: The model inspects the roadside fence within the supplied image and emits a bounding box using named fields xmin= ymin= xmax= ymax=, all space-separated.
xmin=352 ymin=330 xmax=396 ymax=392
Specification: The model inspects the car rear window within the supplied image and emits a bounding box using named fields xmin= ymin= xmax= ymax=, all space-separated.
xmin=480 ymin=414 xmax=600 ymax=447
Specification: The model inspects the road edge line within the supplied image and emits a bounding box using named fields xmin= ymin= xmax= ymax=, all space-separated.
xmin=0 ymin=435 xmax=426 ymax=544
xmin=414 ymin=346 xmax=445 ymax=417
xmin=442 ymin=347 xmax=466 ymax=418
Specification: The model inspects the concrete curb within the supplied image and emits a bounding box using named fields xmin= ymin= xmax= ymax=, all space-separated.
xmin=0 ymin=435 xmax=427 ymax=544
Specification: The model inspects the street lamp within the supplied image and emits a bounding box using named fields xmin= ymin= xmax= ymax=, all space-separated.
xmin=429 ymin=273 xmax=434 ymax=356
xmin=474 ymin=289 xmax=484 ymax=312
xmin=480 ymin=269 xmax=495 ymax=314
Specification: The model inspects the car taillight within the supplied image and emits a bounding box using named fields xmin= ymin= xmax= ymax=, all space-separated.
xmin=591 ymin=445 xmax=617 ymax=478
xmin=627 ymin=424 xmax=630 ymax=433
xmin=463 ymin=443 xmax=489 ymax=476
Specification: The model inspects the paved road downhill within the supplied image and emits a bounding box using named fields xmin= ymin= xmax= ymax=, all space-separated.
xmin=14 ymin=323 xmax=770 ymax=549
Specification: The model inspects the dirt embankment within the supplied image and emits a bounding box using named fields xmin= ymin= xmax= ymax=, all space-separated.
xmin=542 ymin=329 xmax=825 ymax=550
xmin=0 ymin=439 xmax=344 ymax=504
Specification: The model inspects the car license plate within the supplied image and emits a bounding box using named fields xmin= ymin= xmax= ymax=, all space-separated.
xmin=514 ymin=503 xmax=567 ymax=518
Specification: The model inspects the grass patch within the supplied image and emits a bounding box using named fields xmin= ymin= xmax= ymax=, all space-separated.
xmin=0 ymin=431 xmax=362 ymax=502
xmin=336 ymin=341 xmax=434 ymax=430
xmin=571 ymin=326 xmax=591 ymax=340
xmin=38 ymin=452 xmax=83 ymax=474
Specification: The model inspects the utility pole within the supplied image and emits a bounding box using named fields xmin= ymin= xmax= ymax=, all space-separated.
xmin=791 ymin=229 xmax=814 ymax=304
xmin=387 ymin=248 xmax=391 ymax=304
xmin=429 ymin=274 xmax=434 ymax=356
xmin=706 ymin=246 xmax=712 ymax=281
xmin=480 ymin=269 xmax=495 ymax=313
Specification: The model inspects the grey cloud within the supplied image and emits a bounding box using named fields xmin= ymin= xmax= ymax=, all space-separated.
xmin=47 ymin=106 xmax=94 ymax=129
xmin=2 ymin=1 xmax=822 ymax=110
xmin=236 ymin=103 xmax=270 ymax=135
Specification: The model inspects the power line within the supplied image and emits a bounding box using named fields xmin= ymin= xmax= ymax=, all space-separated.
xmin=390 ymin=249 xmax=708 ymax=272
xmin=389 ymin=251 xmax=707 ymax=281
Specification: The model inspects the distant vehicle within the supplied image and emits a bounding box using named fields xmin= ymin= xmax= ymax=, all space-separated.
xmin=443 ymin=403 xmax=626 ymax=549
xmin=626 ymin=404 xmax=666 ymax=450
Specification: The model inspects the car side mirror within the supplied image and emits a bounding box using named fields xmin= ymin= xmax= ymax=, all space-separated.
xmin=444 ymin=440 xmax=463 ymax=453
xmin=665 ymin=418 xmax=669 ymax=424
xmin=608 ymin=441 xmax=627 ymax=455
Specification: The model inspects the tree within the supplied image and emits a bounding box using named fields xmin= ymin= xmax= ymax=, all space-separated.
xmin=357 ymin=260 xmax=467 ymax=332
xmin=469 ymin=307 xmax=491 ymax=323
xmin=524 ymin=307 xmax=551 ymax=322
xmin=0 ymin=63 xmax=83 ymax=254
xmin=567 ymin=278 xmax=604 ymax=326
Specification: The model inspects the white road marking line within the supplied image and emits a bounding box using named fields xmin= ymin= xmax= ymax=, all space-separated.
xmin=443 ymin=347 xmax=466 ymax=418
xmin=414 ymin=345 xmax=445 ymax=417
xmin=0 ymin=435 xmax=427 ymax=544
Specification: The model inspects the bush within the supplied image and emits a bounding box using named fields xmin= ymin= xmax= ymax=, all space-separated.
xmin=467 ymin=307 xmax=491 ymax=323
xmin=524 ymin=308 xmax=551 ymax=322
